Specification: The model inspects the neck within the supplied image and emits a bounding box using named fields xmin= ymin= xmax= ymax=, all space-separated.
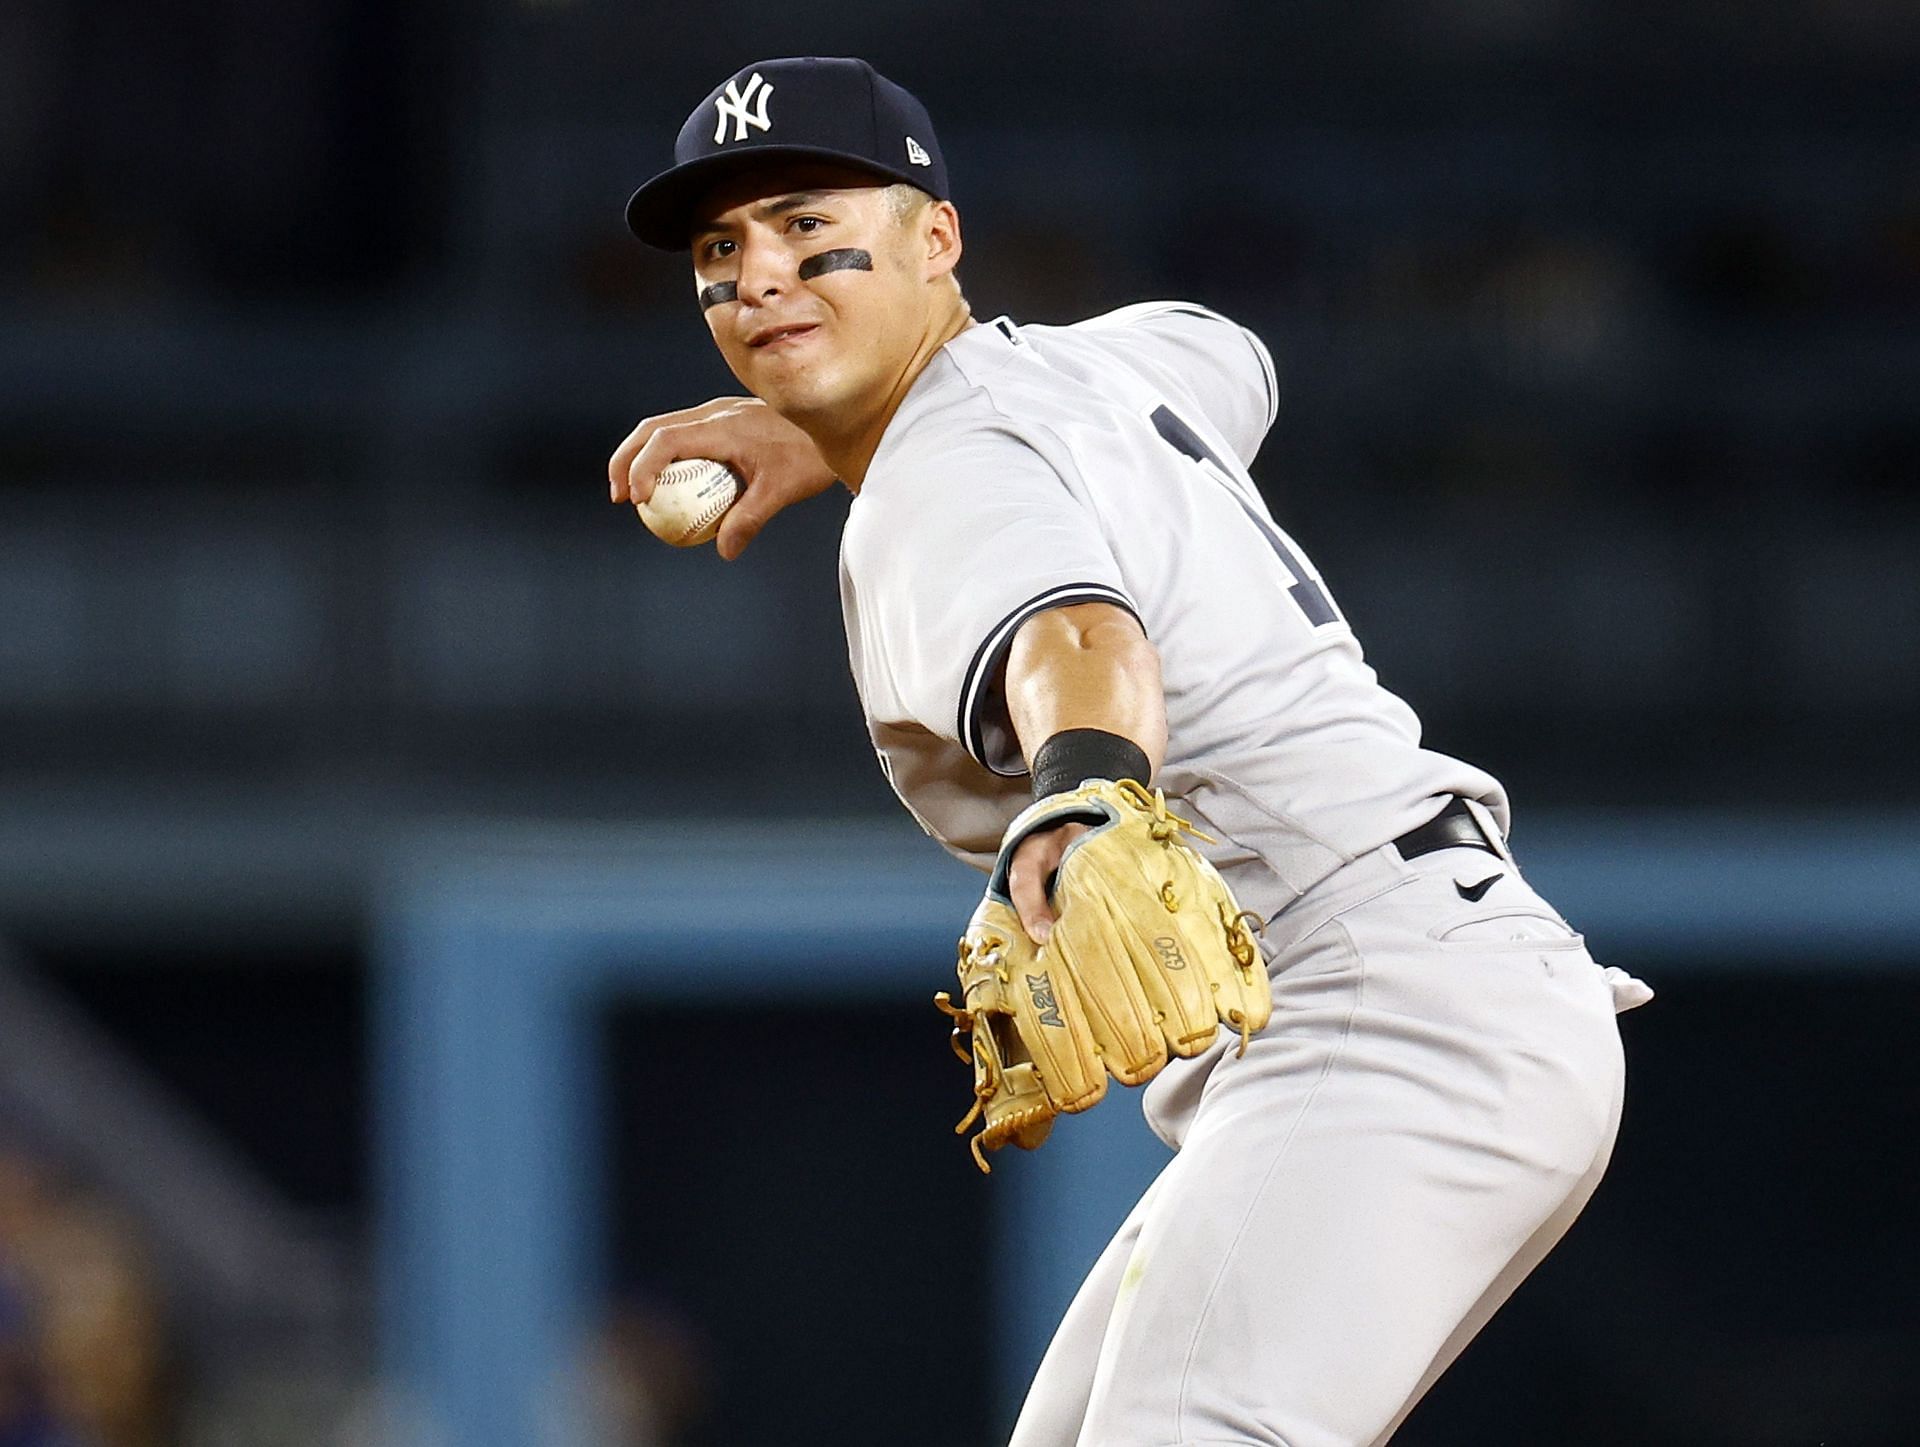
xmin=806 ymin=301 xmax=975 ymax=491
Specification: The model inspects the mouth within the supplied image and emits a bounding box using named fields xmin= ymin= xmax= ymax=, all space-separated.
xmin=747 ymin=322 xmax=820 ymax=349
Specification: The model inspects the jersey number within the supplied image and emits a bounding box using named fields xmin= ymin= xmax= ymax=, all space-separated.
xmin=1149 ymin=405 xmax=1340 ymax=628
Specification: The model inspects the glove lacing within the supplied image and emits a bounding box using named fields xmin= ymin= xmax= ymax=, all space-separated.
xmin=1116 ymin=784 xmax=1267 ymax=1055
xmin=935 ymin=932 xmax=1044 ymax=1172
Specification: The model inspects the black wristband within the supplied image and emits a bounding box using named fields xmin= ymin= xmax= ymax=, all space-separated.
xmin=1030 ymin=729 xmax=1152 ymax=800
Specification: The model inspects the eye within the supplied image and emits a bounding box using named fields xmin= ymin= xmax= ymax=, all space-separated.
xmin=790 ymin=215 xmax=827 ymax=235
xmin=702 ymin=237 xmax=737 ymax=263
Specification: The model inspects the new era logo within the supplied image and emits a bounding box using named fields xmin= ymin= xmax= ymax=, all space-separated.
xmin=905 ymin=135 xmax=932 ymax=167
xmin=713 ymin=72 xmax=774 ymax=143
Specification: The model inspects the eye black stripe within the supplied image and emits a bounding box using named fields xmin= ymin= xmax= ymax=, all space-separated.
xmin=797 ymin=248 xmax=873 ymax=279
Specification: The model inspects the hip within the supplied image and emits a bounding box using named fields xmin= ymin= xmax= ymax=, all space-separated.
xmin=1258 ymin=831 xmax=1652 ymax=1022
xmin=1140 ymin=838 xmax=1647 ymax=1149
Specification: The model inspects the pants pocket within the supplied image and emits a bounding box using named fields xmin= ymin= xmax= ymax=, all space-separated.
xmin=1429 ymin=904 xmax=1586 ymax=949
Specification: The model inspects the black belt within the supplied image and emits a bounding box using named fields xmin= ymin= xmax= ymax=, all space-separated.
xmin=1391 ymin=796 xmax=1503 ymax=862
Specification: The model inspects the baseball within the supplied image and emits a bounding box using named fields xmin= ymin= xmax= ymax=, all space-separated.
xmin=635 ymin=458 xmax=741 ymax=546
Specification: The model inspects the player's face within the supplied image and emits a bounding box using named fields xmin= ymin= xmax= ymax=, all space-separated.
xmin=688 ymin=166 xmax=955 ymax=428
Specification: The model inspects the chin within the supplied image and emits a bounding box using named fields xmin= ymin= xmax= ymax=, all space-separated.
xmin=751 ymin=368 xmax=855 ymax=425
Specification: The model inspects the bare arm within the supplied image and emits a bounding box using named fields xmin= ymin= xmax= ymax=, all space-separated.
xmin=1001 ymin=601 xmax=1167 ymax=943
xmin=607 ymin=396 xmax=838 ymax=560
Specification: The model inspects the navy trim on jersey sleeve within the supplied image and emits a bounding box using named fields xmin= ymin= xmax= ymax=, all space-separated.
xmin=958 ymin=582 xmax=1142 ymax=775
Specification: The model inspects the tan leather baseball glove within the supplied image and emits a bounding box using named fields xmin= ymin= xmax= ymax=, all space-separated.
xmin=935 ymin=779 xmax=1272 ymax=1171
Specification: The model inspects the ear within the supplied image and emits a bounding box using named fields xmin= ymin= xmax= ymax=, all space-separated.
xmin=923 ymin=200 xmax=963 ymax=280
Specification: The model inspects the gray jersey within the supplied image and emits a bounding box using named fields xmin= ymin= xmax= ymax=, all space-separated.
xmin=838 ymin=302 xmax=1507 ymax=922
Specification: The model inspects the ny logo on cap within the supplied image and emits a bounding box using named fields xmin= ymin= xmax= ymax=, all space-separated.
xmin=713 ymin=72 xmax=774 ymax=143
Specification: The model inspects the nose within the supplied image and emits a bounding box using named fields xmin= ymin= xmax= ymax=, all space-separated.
xmin=735 ymin=232 xmax=798 ymax=305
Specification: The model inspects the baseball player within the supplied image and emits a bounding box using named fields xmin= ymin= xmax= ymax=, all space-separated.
xmin=609 ymin=56 xmax=1653 ymax=1447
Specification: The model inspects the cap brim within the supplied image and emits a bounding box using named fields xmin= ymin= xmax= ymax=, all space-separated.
xmin=625 ymin=146 xmax=935 ymax=250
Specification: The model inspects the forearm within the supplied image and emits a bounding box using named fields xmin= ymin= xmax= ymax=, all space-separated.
xmin=1004 ymin=603 xmax=1167 ymax=782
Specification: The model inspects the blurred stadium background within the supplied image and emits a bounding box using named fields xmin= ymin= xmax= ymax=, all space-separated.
xmin=1 ymin=0 xmax=1916 ymax=1443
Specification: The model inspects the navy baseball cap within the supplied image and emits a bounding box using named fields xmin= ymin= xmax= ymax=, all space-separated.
xmin=625 ymin=56 xmax=950 ymax=251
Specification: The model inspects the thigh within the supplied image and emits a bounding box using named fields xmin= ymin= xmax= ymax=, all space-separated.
xmin=1009 ymin=1169 xmax=1173 ymax=1447
xmin=1363 ymin=1061 xmax=1626 ymax=1447
xmin=1076 ymin=903 xmax=1626 ymax=1447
